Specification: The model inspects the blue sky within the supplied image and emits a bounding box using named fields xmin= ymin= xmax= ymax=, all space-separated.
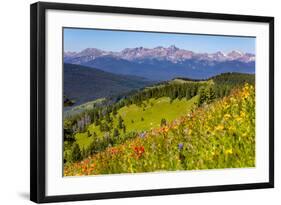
xmin=64 ymin=28 xmax=255 ymax=54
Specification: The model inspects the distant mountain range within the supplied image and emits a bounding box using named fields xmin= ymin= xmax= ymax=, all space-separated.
xmin=65 ymin=45 xmax=255 ymax=63
xmin=64 ymin=63 xmax=152 ymax=106
xmin=64 ymin=45 xmax=255 ymax=80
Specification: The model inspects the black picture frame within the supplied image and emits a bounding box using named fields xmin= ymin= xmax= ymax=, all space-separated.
xmin=30 ymin=1 xmax=274 ymax=203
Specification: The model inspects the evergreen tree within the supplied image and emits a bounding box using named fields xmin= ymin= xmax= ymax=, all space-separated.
xmin=113 ymin=128 xmax=119 ymax=138
xmin=207 ymin=86 xmax=216 ymax=103
xmin=70 ymin=143 xmax=82 ymax=162
xmin=198 ymin=87 xmax=206 ymax=105
xmin=118 ymin=116 xmax=124 ymax=129
xmin=161 ymin=118 xmax=167 ymax=126
xmin=112 ymin=106 xmax=117 ymax=116
xmin=185 ymin=89 xmax=191 ymax=100
xmin=92 ymin=131 xmax=97 ymax=138
xmin=123 ymin=125 xmax=126 ymax=134
xmin=95 ymin=119 xmax=100 ymax=126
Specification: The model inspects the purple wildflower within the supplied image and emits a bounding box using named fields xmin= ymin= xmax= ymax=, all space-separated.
xmin=178 ymin=143 xmax=184 ymax=151
xmin=139 ymin=132 xmax=146 ymax=138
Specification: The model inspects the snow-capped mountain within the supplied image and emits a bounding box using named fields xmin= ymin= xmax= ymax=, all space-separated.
xmin=64 ymin=46 xmax=255 ymax=80
xmin=65 ymin=45 xmax=255 ymax=63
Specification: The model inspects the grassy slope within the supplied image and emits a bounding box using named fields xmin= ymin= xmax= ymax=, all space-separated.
xmin=75 ymin=96 xmax=198 ymax=150
xmin=118 ymin=96 xmax=198 ymax=131
xmin=64 ymin=84 xmax=255 ymax=176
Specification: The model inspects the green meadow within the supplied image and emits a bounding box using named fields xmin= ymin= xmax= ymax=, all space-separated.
xmin=75 ymin=96 xmax=198 ymax=150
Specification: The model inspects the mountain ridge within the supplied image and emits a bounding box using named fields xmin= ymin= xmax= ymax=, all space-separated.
xmin=64 ymin=46 xmax=255 ymax=81
xmin=64 ymin=45 xmax=255 ymax=63
xmin=64 ymin=63 xmax=152 ymax=106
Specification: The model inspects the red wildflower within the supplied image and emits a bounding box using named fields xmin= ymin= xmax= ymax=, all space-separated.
xmin=133 ymin=145 xmax=145 ymax=158
xmin=110 ymin=147 xmax=119 ymax=155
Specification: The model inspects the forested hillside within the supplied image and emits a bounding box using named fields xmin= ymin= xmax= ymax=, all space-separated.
xmin=64 ymin=63 xmax=152 ymax=106
xmin=63 ymin=72 xmax=255 ymax=175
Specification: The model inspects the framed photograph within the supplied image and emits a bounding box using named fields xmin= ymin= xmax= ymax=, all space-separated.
xmin=30 ymin=2 xmax=274 ymax=203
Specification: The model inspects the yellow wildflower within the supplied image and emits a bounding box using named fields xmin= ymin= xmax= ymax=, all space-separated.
xmin=173 ymin=125 xmax=179 ymax=129
xmin=224 ymin=114 xmax=231 ymax=120
xmin=215 ymin=124 xmax=224 ymax=131
xmin=242 ymin=85 xmax=250 ymax=98
xmin=225 ymin=148 xmax=233 ymax=155
xmin=236 ymin=117 xmax=243 ymax=122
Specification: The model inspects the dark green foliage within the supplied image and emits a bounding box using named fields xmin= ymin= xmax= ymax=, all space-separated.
xmin=185 ymin=89 xmax=191 ymax=100
xmin=63 ymin=120 xmax=75 ymax=142
xmin=123 ymin=125 xmax=126 ymax=134
xmin=113 ymin=128 xmax=119 ymax=138
xmin=70 ymin=143 xmax=82 ymax=162
xmin=197 ymin=73 xmax=254 ymax=105
xmin=112 ymin=106 xmax=117 ymax=116
xmin=211 ymin=72 xmax=255 ymax=85
xmin=211 ymin=72 xmax=255 ymax=99
xmin=160 ymin=118 xmax=167 ymax=126
xmin=119 ymin=81 xmax=202 ymax=106
xmin=92 ymin=132 xmax=97 ymax=138
xmin=105 ymin=112 xmax=112 ymax=123
xmin=64 ymin=95 xmax=74 ymax=107
xmin=118 ymin=116 xmax=124 ymax=129
xmin=198 ymin=85 xmax=217 ymax=105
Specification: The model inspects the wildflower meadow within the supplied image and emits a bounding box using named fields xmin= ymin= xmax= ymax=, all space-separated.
xmin=64 ymin=83 xmax=255 ymax=176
